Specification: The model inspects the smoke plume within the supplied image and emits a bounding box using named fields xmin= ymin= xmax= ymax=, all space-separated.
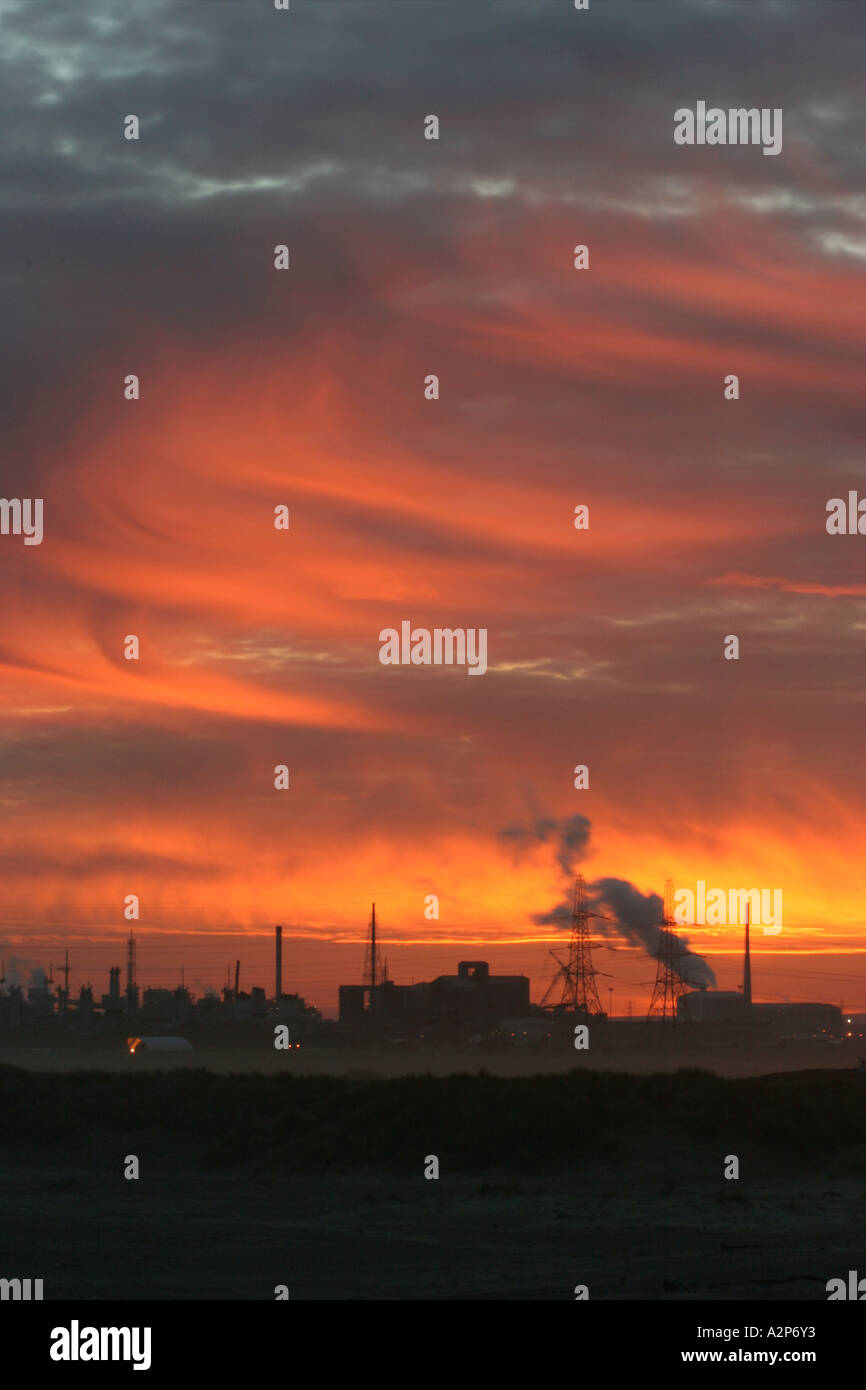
xmin=0 ymin=951 xmax=37 ymax=988
xmin=499 ymin=814 xmax=590 ymax=878
xmin=589 ymin=876 xmax=715 ymax=989
xmin=501 ymin=813 xmax=716 ymax=988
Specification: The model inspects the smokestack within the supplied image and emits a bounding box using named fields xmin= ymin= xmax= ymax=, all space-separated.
xmin=275 ymin=925 xmax=282 ymax=1004
xmin=370 ymin=903 xmax=376 ymax=1016
xmin=743 ymin=905 xmax=752 ymax=1012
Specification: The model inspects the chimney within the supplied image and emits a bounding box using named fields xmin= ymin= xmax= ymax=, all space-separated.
xmin=275 ymin=925 xmax=283 ymax=1004
xmin=370 ymin=903 xmax=376 ymax=1015
xmin=743 ymin=905 xmax=752 ymax=1012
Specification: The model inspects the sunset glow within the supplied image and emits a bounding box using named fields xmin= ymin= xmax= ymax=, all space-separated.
xmin=2 ymin=0 xmax=865 ymax=1017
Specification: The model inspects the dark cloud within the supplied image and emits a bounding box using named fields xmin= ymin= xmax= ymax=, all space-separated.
xmin=1 ymin=0 xmax=864 ymax=397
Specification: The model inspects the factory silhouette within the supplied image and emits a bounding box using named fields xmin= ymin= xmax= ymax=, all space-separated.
xmin=0 ymin=878 xmax=854 ymax=1050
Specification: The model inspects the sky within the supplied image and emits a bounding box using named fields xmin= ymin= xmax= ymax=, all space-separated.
xmin=1 ymin=0 xmax=865 ymax=1014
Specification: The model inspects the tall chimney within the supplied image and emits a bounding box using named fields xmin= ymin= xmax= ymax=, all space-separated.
xmin=370 ymin=903 xmax=376 ymax=1016
xmin=743 ymin=905 xmax=752 ymax=1012
xmin=275 ymin=925 xmax=282 ymax=1004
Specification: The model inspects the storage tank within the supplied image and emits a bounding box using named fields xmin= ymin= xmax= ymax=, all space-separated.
xmin=127 ymin=1036 xmax=193 ymax=1053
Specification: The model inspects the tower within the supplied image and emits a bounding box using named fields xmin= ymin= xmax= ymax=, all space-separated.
xmin=370 ymin=903 xmax=376 ymax=1014
xmin=743 ymin=903 xmax=752 ymax=1012
xmin=362 ymin=903 xmax=386 ymax=1013
xmin=541 ymin=875 xmax=605 ymax=1020
xmin=275 ymin=924 xmax=283 ymax=1003
xmin=645 ymin=880 xmax=689 ymax=1027
xmin=563 ymin=875 xmax=604 ymax=1018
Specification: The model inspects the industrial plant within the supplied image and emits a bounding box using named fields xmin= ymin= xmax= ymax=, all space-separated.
xmin=0 ymin=883 xmax=845 ymax=1050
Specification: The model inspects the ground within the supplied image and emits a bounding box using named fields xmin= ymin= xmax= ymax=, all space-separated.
xmin=2 ymin=1050 xmax=864 ymax=1300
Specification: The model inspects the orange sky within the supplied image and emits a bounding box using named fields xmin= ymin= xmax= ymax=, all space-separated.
xmin=3 ymin=337 xmax=866 ymax=1011
xmin=2 ymin=0 xmax=865 ymax=1014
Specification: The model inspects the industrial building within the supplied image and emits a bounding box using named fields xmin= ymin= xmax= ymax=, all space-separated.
xmin=0 ymin=924 xmax=320 ymax=1039
xmin=0 ymin=907 xmax=848 ymax=1049
xmin=339 ymin=959 xmax=530 ymax=1031
xmin=678 ymin=989 xmax=840 ymax=1037
xmin=676 ymin=912 xmax=841 ymax=1039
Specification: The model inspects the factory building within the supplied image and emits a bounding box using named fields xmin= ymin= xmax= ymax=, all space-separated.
xmin=339 ymin=959 xmax=530 ymax=1031
xmin=752 ymin=1002 xmax=841 ymax=1037
xmin=101 ymin=965 xmax=123 ymax=1018
xmin=678 ymin=990 xmax=840 ymax=1036
xmin=676 ymin=914 xmax=841 ymax=1038
xmin=678 ymin=990 xmax=743 ymax=1023
xmin=141 ymin=988 xmax=174 ymax=1022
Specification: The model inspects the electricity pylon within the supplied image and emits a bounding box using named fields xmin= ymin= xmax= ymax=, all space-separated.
xmin=645 ymin=879 xmax=690 ymax=1028
xmin=541 ymin=875 xmax=607 ymax=1020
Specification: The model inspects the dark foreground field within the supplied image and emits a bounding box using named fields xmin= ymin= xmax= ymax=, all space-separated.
xmin=3 ymin=1065 xmax=865 ymax=1299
